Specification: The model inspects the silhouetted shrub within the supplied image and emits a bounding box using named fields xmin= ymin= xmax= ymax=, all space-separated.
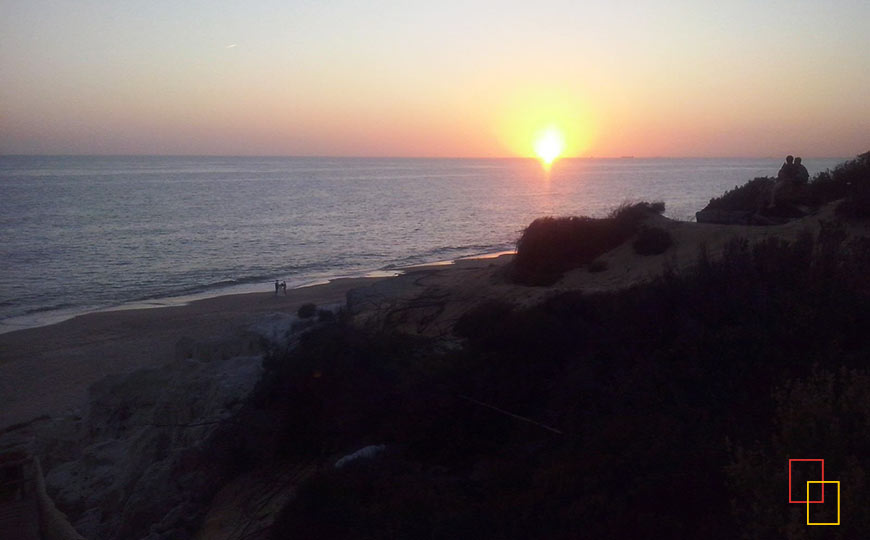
xmin=632 ymin=226 xmax=673 ymax=255
xmin=512 ymin=216 xmax=619 ymax=285
xmin=317 ymin=308 xmax=335 ymax=322
xmin=256 ymin=321 xmax=428 ymax=458
xmin=274 ymin=458 xmax=484 ymax=540
xmin=453 ymin=300 xmax=515 ymax=343
xmin=609 ymin=200 xmax=665 ymax=221
xmin=512 ymin=202 xmax=665 ymax=285
xmin=297 ymin=302 xmax=317 ymax=318
xmin=807 ymin=170 xmax=846 ymax=206
xmin=705 ymin=177 xmax=773 ymax=211
xmin=833 ymin=150 xmax=870 ymax=218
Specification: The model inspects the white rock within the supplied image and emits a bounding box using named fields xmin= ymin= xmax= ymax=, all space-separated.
xmin=334 ymin=444 xmax=386 ymax=469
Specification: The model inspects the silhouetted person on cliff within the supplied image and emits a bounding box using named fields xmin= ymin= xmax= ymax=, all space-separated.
xmin=794 ymin=157 xmax=810 ymax=184
xmin=770 ymin=155 xmax=797 ymax=207
xmin=777 ymin=155 xmax=796 ymax=181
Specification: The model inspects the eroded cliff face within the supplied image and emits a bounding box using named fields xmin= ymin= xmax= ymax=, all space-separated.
xmin=42 ymin=352 xmax=264 ymax=540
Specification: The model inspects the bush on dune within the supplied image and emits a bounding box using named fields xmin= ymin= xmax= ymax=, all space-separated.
xmin=705 ymin=177 xmax=774 ymax=212
xmin=512 ymin=215 xmax=622 ymax=285
xmin=610 ymin=200 xmax=666 ymax=222
xmin=512 ymin=201 xmax=665 ymax=285
xmin=831 ymin=150 xmax=870 ymax=218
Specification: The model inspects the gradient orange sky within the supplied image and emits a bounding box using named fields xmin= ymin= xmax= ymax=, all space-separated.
xmin=1 ymin=1 xmax=868 ymax=157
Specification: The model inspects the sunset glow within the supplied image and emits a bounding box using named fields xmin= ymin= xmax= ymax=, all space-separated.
xmin=497 ymin=90 xmax=596 ymax=160
xmin=0 ymin=2 xmax=868 ymax=157
xmin=534 ymin=127 xmax=565 ymax=167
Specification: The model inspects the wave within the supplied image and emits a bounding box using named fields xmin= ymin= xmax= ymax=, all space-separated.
xmin=25 ymin=302 xmax=80 ymax=315
xmin=382 ymin=242 xmax=514 ymax=270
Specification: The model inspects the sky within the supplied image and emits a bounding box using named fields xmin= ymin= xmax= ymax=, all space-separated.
xmin=1 ymin=0 xmax=868 ymax=158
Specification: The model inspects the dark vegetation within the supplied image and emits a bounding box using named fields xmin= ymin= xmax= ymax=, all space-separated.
xmin=512 ymin=201 xmax=665 ymax=285
xmin=297 ymin=302 xmax=317 ymax=318
xmin=632 ymin=225 xmax=673 ymax=255
xmin=705 ymin=151 xmax=870 ymax=216
xmin=235 ymin=220 xmax=870 ymax=539
xmin=829 ymin=150 xmax=870 ymax=218
xmin=706 ymin=177 xmax=774 ymax=212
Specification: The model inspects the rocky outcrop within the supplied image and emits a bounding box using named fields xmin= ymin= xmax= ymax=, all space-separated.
xmin=0 ymin=308 xmax=333 ymax=540
xmin=191 ymin=461 xmax=317 ymax=540
xmin=17 ymin=310 xmax=323 ymax=540
xmin=41 ymin=352 xmax=264 ymax=540
xmin=34 ymin=456 xmax=86 ymax=540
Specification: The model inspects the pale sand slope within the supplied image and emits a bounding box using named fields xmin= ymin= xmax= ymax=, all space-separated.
xmin=0 ymin=277 xmax=383 ymax=430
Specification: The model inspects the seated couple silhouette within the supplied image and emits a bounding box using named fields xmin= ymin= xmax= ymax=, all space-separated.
xmin=769 ymin=155 xmax=809 ymax=207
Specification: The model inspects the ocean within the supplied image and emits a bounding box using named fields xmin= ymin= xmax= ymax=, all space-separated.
xmin=0 ymin=155 xmax=847 ymax=333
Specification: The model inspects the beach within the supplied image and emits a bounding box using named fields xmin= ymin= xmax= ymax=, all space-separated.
xmin=0 ymin=277 xmax=383 ymax=430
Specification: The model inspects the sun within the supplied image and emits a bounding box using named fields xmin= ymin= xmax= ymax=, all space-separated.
xmin=534 ymin=127 xmax=565 ymax=168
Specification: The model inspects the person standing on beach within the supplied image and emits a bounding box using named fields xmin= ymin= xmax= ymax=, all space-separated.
xmin=281 ymin=281 xmax=287 ymax=295
xmin=275 ymin=280 xmax=280 ymax=295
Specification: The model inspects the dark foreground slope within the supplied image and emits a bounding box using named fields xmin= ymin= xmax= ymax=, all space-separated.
xmin=234 ymin=219 xmax=869 ymax=539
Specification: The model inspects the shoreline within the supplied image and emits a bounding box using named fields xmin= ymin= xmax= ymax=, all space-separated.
xmin=0 ymin=249 xmax=516 ymax=337
xmin=0 ymin=253 xmax=514 ymax=430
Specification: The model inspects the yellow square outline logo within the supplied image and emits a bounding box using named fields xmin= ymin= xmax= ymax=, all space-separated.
xmin=806 ymin=481 xmax=840 ymax=526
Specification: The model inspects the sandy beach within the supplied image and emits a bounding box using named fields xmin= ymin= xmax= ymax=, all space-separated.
xmin=0 ymin=277 xmax=384 ymax=430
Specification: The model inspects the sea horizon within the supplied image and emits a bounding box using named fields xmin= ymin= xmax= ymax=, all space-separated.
xmin=0 ymin=153 xmax=850 ymax=160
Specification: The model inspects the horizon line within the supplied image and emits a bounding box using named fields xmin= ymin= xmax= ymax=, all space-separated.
xmin=0 ymin=153 xmax=854 ymax=160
